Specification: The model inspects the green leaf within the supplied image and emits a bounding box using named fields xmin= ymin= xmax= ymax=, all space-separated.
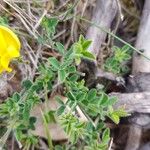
xmin=55 ymin=96 xmax=64 ymax=105
xmin=57 ymin=106 xmax=65 ymax=115
xmin=71 ymin=132 xmax=78 ymax=144
xmin=113 ymin=109 xmax=129 ymax=117
xmin=55 ymin=42 xmax=65 ymax=55
xmin=107 ymin=97 xmax=117 ymax=106
xmin=76 ymin=122 xmax=85 ymax=128
xmin=0 ymin=16 xmax=8 ymax=26
xmin=75 ymin=57 xmax=81 ymax=65
xmin=47 ymin=81 xmax=52 ymax=91
xmin=30 ymin=82 xmax=44 ymax=93
xmin=58 ymin=69 xmax=66 ymax=82
xmin=67 ymin=66 xmax=76 ymax=73
xmin=112 ymin=46 xmax=120 ymax=52
xmin=96 ymin=122 xmax=105 ymax=131
xmin=42 ymin=17 xmax=58 ymax=28
xmin=61 ymin=59 xmax=73 ymax=69
xmin=29 ymin=116 xmax=37 ymax=130
xmin=38 ymin=63 xmax=46 ymax=73
xmin=99 ymin=93 xmax=109 ymax=107
xmin=64 ymin=48 xmax=74 ymax=60
xmin=87 ymin=89 xmax=97 ymax=101
xmin=101 ymin=96 xmax=117 ymax=107
xmin=12 ymin=92 xmax=20 ymax=102
xmin=122 ymin=45 xmax=130 ymax=51
xmin=79 ymin=35 xmax=85 ymax=44
xmin=81 ymin=51 xmax=95 ymax=60
xmin=15 ymin=129 xmax=25 ymax=141
xmin=69 ymin=74 xmax=79 ymax=82
xmin=55 ymin=145 xmax=64 ymax=150
xmin=67 ymin=92 xmax=76 ymax=101
xmin=22 ymin=79 xmax=33 ymax=90
xmin=98 ymin=143 xmax=108 ymax=150
xmin=74 ymin=43 xmax=83 ymax=53
xmin=42 ymin=17 xmax=58 ymax=37
xmin=87 ymin=104 xmax=100 ymax=116
xmin=49 ymin=57 xmax=60 ymax=70
xmin=102 ymin=128 xmax=110 ymax=143
xmin=29 ymin=116 xmax=36 ymax=124
xmin=109 ymin=113 xmax=120 ymax=124
xmin=82 ymin=40 xmax=92 ymax=50
xmin=104 ymin=45 xmax=132 ymax=75
xmin=48 ymin=18 xmax=58 ymax=27
xmin=76 ymin=92 xmax=86 ymax=101
xmin=23 ymin=103 xmax=30 ymax=121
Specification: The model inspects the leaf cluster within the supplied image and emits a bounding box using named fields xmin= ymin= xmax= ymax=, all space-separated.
xmin=0 ymin=18 xmax=128 ymax=150
xmin=104 ymin=45 xmax=132 ymax=74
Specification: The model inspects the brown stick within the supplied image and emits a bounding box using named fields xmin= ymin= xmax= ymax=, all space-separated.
xmin=111 ymin=92 xmax=150 ymax=113
xmin=86 ymin=0 xmax=118 ymax=58
xmin=126 ymin=0 xmax=150 ymax=149
xmin=132 ymin=0 xmax=150 ymax=74
xmin=125 ymin=125 xmax=142 ymax=150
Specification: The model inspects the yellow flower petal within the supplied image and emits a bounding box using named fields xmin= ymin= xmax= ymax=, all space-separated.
xmin=0 ymin=31 xmax=7 ymax=56
xmin=0 ymin=25 xmax=21 ymax=73
xmin=0 ymin=65 xmax=12 ymax=73
xmin=0 ymin=25 xmax=21 ymax=50
xmin=7 ymin=45 xmax=20 ymax=58
xmin=0 ymin=66 xmax=4 ymax=73
xmin=1 ymin=56 xmax=10 ymax=68
xmin=6 ymin=67 xmax=12 ymax=72
xmin=0 ymin=55 xmax=12 ymax=72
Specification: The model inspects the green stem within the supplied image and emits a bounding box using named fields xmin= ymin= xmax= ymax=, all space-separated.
xmin=44 ymin=83 xmax=49 ymax=112
xmin=40 ymin=109 xmax=53 ymax=150
xmin=0 ymin=120 xmax=17 ymax=149
xmin=78 ymin=103 xmax=96 ymax=128
xmin=0 ymin=127 xmax=12 ymax=149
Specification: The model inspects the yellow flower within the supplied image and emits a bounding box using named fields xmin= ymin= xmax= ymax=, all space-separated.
xmin=0 ymin=25 xmax=21 ymax=73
